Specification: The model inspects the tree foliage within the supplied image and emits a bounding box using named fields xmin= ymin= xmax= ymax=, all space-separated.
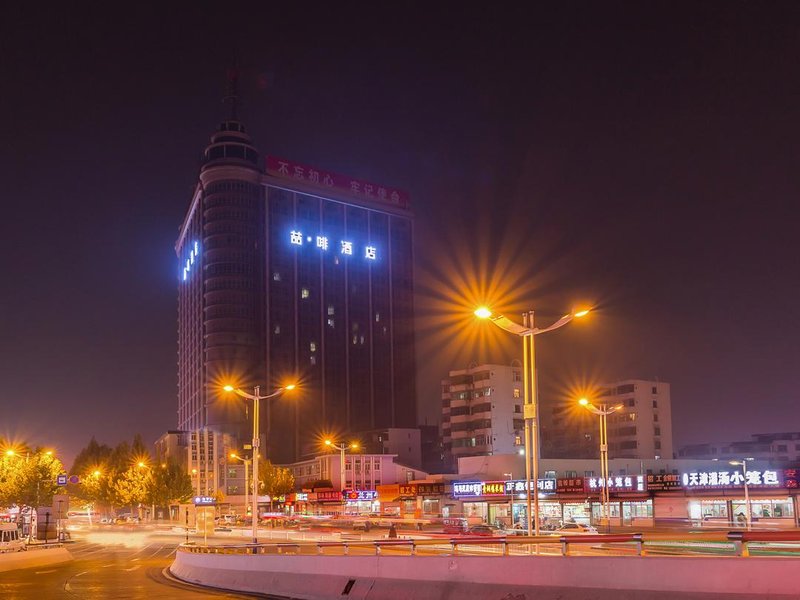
xmin=147 ymin=461 xmax=193 ymax=507
xmin=258 ymin=460 xmax=295 ymax=500
xmin=0 ymin=449 xmax=63 ymax=507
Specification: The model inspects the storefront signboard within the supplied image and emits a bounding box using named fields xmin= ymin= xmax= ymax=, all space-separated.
xmin=587 ymin=475 xmax=646 ymax=492
xmin=416 ymin=483 xmax=446 ymax=495
xmin=504 ymin=478 xmax=557 ymax=495
xmin=453 ymin=481 xmax=488 ymax=498
xmin=315 ymin=490 xmax=344 ymax=502
xmin=784 ymin=469 xmax=799 ymax=489
xmin=343 ymin=490 xmax=377 ymax=501
xmin=681 ymin=469 xmax=782 ymax=489
xmin=645 ymin=473 xmax=682 ymax=491
xmin=556 ymin=477 xmax=585 ymax=493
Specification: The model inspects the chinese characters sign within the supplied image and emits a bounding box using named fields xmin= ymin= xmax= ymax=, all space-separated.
xmin=452 ymin=479 xmax=556 ymax=498
xmin=343 ymin=490 xmax=378 ymax=501
xmin=588 ymin=475 xmax=646 ymax=492
xmin=681 ymin=470 xmax=781 ymax=489
xmin=645 ymin=473 xmax=682 ymax=491
xmin=266 ymin=156 xmax=410 ymax=209
xmin=289 ymin=230 xmax=377 ymax=260
xmin=556 ymin=477 xmax=585 ymax=494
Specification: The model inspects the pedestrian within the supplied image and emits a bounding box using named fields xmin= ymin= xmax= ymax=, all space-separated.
xmin=388 ymin=523 xmax=398 ymax=539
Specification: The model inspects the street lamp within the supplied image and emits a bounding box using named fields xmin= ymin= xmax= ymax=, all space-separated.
xmin=229 ymin=453 xmax=251 ymax=520
xmin=324 ymin=440 xmax=359 ymax=493
xmin=223 ymin=383 xmax=297 ymax=546
xmin=475 ymin=306 xmax=589 ymax=537
xmin=578 ymin=397 xmax=624 ymax=532
xmin=730 ymin=458 xmax=755 ymax=530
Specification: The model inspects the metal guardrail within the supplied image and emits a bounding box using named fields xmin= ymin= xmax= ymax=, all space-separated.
xmin=178 ymin=531 xmax=800 ymax=558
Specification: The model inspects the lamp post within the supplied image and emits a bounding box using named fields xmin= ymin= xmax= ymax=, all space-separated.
xmin=324 ymin=440 xmax=359 ymax=493
xmin=475 ymin=307 xmax=588 ymax=537
xmin=578 ymin=398 xmax=624 ymax=532
xmin=230 ymin=453 xmax=251 ymax=520
xmin=223 ymin=383 xmax=296 ymax=546
xmin=730 ymin=458 xmax=754 ymax=530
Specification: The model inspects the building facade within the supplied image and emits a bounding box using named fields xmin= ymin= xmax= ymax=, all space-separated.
xmin=441 ymin=363 xmax=525 ymax=469
xmin=678 ymin=432 xmax=800 ymax=465
xmin=176 ymin=108 xmax=416 ymax=463
xmin=543 ymin=379 xmax=673 ymax=460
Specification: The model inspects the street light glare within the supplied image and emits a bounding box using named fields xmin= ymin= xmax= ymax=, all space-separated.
xmin=223 ymin=385 xmax=235 ymax=392
xmin=350 ymin=442 xmax=359 ymax=449
xmin=578 ymin=398 xmax=589 ymax=406
xmin=5 ymin=450 xmax=14 ymax=457
xmin=324 ymin=439 xmax=332 ymax=446
xmin=285 ymin=384 xmax=297 ymax=391
xmin=474 ymin=306 xmax=492 ymax=319
xmin=574 ymin=309 xmax=590 ymax=318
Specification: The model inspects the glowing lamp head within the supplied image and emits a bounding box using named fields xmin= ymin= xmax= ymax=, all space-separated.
xmin=474 ymin=307 xmax=492 ymax=319
xmin=230 ymin=453 xmax=237 ymax=459
xmin=284 ymin=384 xmax=297 ymax=391
xmin=573 ymin=309 xmax=590 ymax=318
xmin=350 ymin=442 xmax=359 ymax=450
xmin=45 ymin=451 xmax=53 ymax=456
xmin=137 ymin=461 xmax=146 ymax=468
xmin=324 ymin=440 xmax=332 ymax=446
xmin=578 ymin=398 xmax=589 ymax=406
xmin=223 ymin=385 xmax=235 ymax=392
xmin=93 ymin=470 xmax=101 ymax=477
xmin=5 ymin=450 xmax=14 ymax=457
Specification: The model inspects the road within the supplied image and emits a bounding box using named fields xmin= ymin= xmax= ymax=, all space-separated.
xmin=0 ymin=530 xmax=260 ymax=600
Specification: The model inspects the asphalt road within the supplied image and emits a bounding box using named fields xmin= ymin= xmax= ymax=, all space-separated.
xmin=0 ymin=531 xmax=261 ymax=600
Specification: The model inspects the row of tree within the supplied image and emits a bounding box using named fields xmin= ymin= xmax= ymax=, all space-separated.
xmin=0 ymin=445 xmax=63 ymax=507
xmin=68 ymin=435 xmax=193 ymax=513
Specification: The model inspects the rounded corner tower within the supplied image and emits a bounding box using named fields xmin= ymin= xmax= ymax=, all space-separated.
xmin=176 ymin=106 xmax=267 ymax=446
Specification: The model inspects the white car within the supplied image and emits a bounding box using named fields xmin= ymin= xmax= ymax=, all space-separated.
xmin=0 ymin=524 xmax=26 ymax=553
xmin=555 ymin=523 xmax=598 ymax=534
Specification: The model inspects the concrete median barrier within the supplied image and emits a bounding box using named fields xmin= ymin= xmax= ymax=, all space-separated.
xmin=170 ymin=548 xmax=800 ymax=599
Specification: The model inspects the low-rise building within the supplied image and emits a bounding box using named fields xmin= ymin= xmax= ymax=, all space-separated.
xmin=678 ymin=432 xmax=800 ymax=465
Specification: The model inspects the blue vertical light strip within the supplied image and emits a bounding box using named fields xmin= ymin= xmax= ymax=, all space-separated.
xmin=182 ymin=240 xmax=200 ymax=282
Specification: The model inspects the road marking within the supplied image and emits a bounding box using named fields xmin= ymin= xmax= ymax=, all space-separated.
xmin=34 ymin=569 xmax=57 ymax=574
xmin=131 ymin=557 xmax=140 ymax=561
xmin=74 ymin=570 xmax=89 ymax=577
xmin=124 ymin=565 xmax=141 ymax=572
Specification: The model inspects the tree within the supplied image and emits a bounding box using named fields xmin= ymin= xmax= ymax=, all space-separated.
xmin=69 ymin=437 xmax=114 ymax=509
xmin=112 ymin=466 xmax=151 ymax=516
xmin=0 ymin=448 xmax=63 ymax=507
xmin=147 ymin=461 xmax=193 ymax=508
xmin=258 ymin=460 xmax=295 ymax=507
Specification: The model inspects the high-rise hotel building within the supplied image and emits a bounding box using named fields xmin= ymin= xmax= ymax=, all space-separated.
xmin=176 ymin=111 xmax=416 ymax=463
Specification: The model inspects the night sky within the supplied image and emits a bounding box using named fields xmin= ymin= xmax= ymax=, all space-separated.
xmin=2 ymin=3 xmax=798 ymax=466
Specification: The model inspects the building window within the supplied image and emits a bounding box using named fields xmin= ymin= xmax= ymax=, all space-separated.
xmin=273 ymin=324 xmax=281 ymax=335
xmin=301 ymin=287 xmax=310 ymax=299
xmin=512 ymin=371 xmax=521 ymax=382
xmin=584 ymin=470 xmax=594 ymax=477
xmin=652 ymin=400 xmax=658 ymax=408
xmin=514 ymin=405 xmax=521 ymax=414
xmin=375 ymin=312 xmax=380 ymax=322
xmin=327 ymin=318 xmax=335 ymax=328
xmin=627 ymin=399 xmax=635 ymax=407
xmin=653 ymin=414 xmax=658 ymax=422
xmin=654 ymin=427 xmax=661 ymax=436
xmin=310 ymin=355 xmax=316 ymax=365
xmin=544 ymin=470 xmax=556 ymax=479
xmin=327 ymin=305 xmax=335 ymax=315
xmin=566 ymin=470 xmax=578 ymax=478
xmin=652 ymin=386 xmax=657 ymax=394
xmin=273 ymin=272 xmax=281 ymax=281
xmin=514 ymin=435 xmax=522 ymax=446
xmin=513 ymin=388 xmax=521 ymax=398
xmin=310 ymin=342 xmax=317 ymax=352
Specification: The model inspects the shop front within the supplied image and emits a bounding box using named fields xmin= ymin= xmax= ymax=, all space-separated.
xmin=651 ymin=467 xmax=800 ymax=528
xmin=307 ymin=490 xmax=344 ymax=516
xmin=342 ymin=490 xmax=379 ymax=515
xmin=453 ymin=478 xmax=557 ymax=528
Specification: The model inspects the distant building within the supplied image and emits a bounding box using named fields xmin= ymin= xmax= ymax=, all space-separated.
xmin=361 ymin=427 xmax=422 ymax=469
xmin=155 ymin=428 xmax=237 ymax=497
xmin=441 ymin=363 xmax=525 ymax=470
xmin=542 ymin=379 xmax=673 ymax=460
xmin=678 ymin=432 xmax=800 ymax=465
xmin=283 ymin=453 xmax=425 ymax=492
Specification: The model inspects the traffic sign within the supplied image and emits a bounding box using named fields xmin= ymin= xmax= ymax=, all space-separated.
xmin=68 ymin=475 xmax=80 ymax=485
xmin=56 ymin=474 xmax=67 ymax=486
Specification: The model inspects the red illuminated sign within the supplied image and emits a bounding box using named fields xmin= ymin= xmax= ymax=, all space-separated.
xmin=266 ymin=155 xmax=410 ymax=209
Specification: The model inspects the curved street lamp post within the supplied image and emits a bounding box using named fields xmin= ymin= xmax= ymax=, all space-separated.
xmin=324 ymin=440 xmax=359 ymax=493
xmin=224 ymin=383 xmax=296 ymax=547
xmin=578 ymin=398 xmax=624 ymax=532
xmin=475 ymin=307 xmax=588 ymax=537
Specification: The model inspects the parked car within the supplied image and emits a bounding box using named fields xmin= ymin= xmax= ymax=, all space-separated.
xmin=467 ymin=524 xmax=502 ymax=537
xmin=555 ymin=523 xmax=598 ymax=534
xmin=352 ymin=518 xmax=373 ymax=531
